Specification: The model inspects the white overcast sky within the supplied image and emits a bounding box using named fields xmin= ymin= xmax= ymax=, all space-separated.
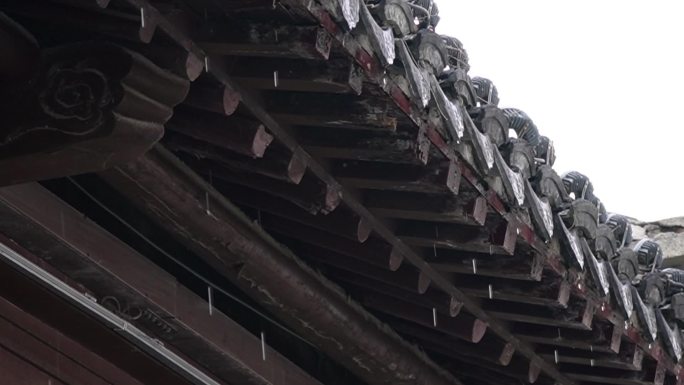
xmin=437 ymin=1 xmax=684 ymax=221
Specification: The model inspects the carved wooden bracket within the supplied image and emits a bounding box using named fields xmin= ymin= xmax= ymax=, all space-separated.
xmin=0 ymin=36 xmax=189 ymax=186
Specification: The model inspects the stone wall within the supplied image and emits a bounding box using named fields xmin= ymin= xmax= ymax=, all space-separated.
xmin=631 ymin=217 xmax=684 ymax=267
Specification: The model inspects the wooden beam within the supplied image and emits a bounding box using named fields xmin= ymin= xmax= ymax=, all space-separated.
xmin=515 ymin=323 xmax=622 ymax=353
xmin=397 ymin=220 xmax=517 ymax=255
xmin=365 ymin=190 xmax=487 ymax=226
xmin=540 ymin=347 xmax=644 ymax=371
xmin=169 ymin=137 xmax=307 ymax=184
xmin=199 ymin=24 xmax=332 ymax=60
xmin=0 ymin=42 xmax=188 ymax=186
xmin=183 ymin=83 xmax=241 ymax=116
xmin=181 ymin=158 xmax=339 ymax=215
xmin=166 ymin=109 xmax=273 ymax=158
xmin=451 ymin=276 xmax=570 ymax=308
xmin=266 ymin=92 xmax=399 ymax=131
xmin=393 ymin=321 xmax=515 ymax=366
xmin=257 ymin=215 xmax=398 ymax=268
xmin=330 ymin=270 xmax=462 ymax=317
xmin=301 ymin=127 xmax=431 ymax=165
xmin=223 ymin=184 xmax=371 ymax=242
xmin=361 ymin=293 xmax=488 ymax=343
xmin=334 ymin=159 xmax=460 ymax=194
xmin=229 ymin=57 xmax=363 ymax=94
xmin=293 ymin=243 xmax=430 ymax=294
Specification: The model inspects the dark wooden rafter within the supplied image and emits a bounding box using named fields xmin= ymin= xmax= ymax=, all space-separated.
xmin=223 ymin=184 xmax=372 ymax=242
xmin=198 ymin=24 xmax=333 ymax=60
xmin=167 ymin=134 xmax=307 ymax=184
xmin=183 ymin=83 xmax=241 ymax=116
xmin=300 ymin=126 xmax=432 ymax=165
xmin=228 ymin=56 xmax=363 ymax=94
xmin=487 ymin=300 xmax=595 ymax=331
xmin=515 ymin=323 xmax=623 ymax=354
xmin=360 ymin=293 xmax=488 ymax=343
xmin=540 ymin=346 xmax=645 ymax=371
xmin=183 ymin=158 xmax=340 ymax=214
xmin=265 ymin=91 xmax=400 ymax=131
xmin=565 ymin=362 xmax=667 ymax=385
xmin=328 ymin=270 xmax=462 ymax=317
xmin=334 ymin=159 xmax=461 ymax=194
xmin=293 ymin=242 xmax=430 ymax=294
xmin=99 ymin=146 xmax=464 ymax=385
xmin=448 ymin=275 xmax=571 ymax=307
xmin=398 ymin=219 xmax=518 ymax=256
xmin=166 ymin=108 xmax=273 ymax=158
xmin=256 ymin=214 xmax=401 ymax=270
xmin=0 ymin=183 xmax=323 ymax=385
xmin=364 ymin=190 xmax=488 ymax=226
xmin=0 ymin=40 xmax=188 ymax=186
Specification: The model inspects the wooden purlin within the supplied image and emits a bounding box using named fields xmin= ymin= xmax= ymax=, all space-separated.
xmin=102 ymin=0 xmax=577 ymax=384
xmin=286 ymin=0 xmax=684 ymax=382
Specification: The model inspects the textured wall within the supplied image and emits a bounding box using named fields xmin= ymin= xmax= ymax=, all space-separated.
xmin=631 ymin=217 xmax=684 ymax=267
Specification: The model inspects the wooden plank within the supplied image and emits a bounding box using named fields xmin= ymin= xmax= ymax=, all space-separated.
xmin=361 ymin=293 xmax=487 ymax=343
xmin=0 ymin=183 xmax=327 ymax=385
xmin=334 ymin=160 xmax=460 ymax=194
xmin=166 ymin=109 xmax=273 ymax=158
xmin=199 ymin=24 xmax=332 ymax=59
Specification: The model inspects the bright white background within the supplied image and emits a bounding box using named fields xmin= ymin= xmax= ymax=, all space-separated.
xmin=437 ymin=1 xmax=684 ymax=221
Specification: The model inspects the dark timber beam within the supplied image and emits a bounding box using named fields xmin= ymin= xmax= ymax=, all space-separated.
xmin=540 ymin=346 xmax=644 ymax=371
xmin=391 ymin=320 xmax=514 ymax=366
xmin=360 ymin=293 xmax=488 ymax=343
xmin=266 ymin=92 xmax=399 ymax=131
xmin=329 ymin=270 xmax=462 ymax=317
xmin=184 ymin=159 xmax=339 ymax=215
xmin=168 ymin=136 xmax=307 ymax=184
xmin=301 ymin=127 xmax=431 ymax=165
xmin=398 ymin=220 xmax=517 ymax=255
xmin=199 ymin=24 xmax=332 ymax=60
xmin=365 ymin=191 xmax=487 ymax=226
xmin=515 ymin=323 xmax=623 ymax=354
xmin=565 ymin=362 xmax=666 ymax=385
xmin=99 ymin=146 xmax=463 ymax=385
xmin=257 ymin=215 xmax=399 ymax=269
xmin=293 ymin=243 xmax=430 ymax=294
xmin=221 ymin=184 xmax=372 ymax=243
xmin=449 ymin=275 xmax=571 ymax=308
xmin=183 ymin=84 xmax=241 ymax=117
xmin=0 ymin=42 xmax=188 ymax=186
xmin=166 ymin=109 xmax=273 ymax=158
xmin=229 ymin=57 xmax=363 ymax=94
xmin=334 ymin=160 xmax=461 ymax=194
xmin=0 ymin=183 xmax=323 ymax=385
